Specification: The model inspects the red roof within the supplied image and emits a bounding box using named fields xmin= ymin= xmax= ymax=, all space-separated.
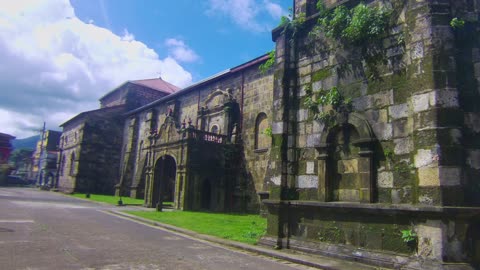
xmin=131 ymin=78 xmax=180 ymax=94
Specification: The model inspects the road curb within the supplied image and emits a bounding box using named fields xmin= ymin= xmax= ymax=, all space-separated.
xmin=106 ymin=210 xmax=376 ymax=270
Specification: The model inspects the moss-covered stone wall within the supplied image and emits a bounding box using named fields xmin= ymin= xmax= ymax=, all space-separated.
xmin=263 ymin=0 xmax=480 ymax=268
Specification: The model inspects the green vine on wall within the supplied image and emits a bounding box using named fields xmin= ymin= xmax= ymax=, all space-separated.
xmin=259 ymin=49 xmax=276 ymax=74
xmin=258 ymin=8 xmax=307 ymax=73
xmin=262 ymin=126 xmax=273 ymax=137
xmin=311 ymin=1 xmax=393 ymax=80
xmin=450 ymin=17 xmax=465 ymax=29
xmin=304 ymin=85 xmax=352 ymax=127
xmin=279 ymin=7 xmax=306 ymax=42
xmin=315 ymin=2 xmax=391 ymax=45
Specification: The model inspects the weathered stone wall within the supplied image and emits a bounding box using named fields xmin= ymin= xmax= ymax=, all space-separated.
xmin=451 ymin=0 xmax=480 ymax=206
xmin=100 ymin=87 xmax=128 ymax=108
xmin=262 ymin=0 xmax=480 ymax=268
xmin=79 ymin=115 xmax=123 ymax=194
xmin=58 ymin=107 xmax=125 ymax=194
xmin=240 ymin=67 xmax=274 ymax=211
xmin=57 ymin=120 xmax=84 ymax=193
xmin=119 ymin=58 xmax=274 ymax=212
xmin=100 ymin=83 xmax=169 ymax=110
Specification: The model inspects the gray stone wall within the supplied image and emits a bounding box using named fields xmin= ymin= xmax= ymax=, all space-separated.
xmin=57 ymin=122 xmax=84 ymax=193
xmin=262 ymin=0 xmax=480 ymax=268
xmin=119 ymin=59 xmax=274 ymax=212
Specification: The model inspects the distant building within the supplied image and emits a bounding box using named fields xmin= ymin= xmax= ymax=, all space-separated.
xmin=0 ymin=132 xmax=15 ymax=185
xmin=30 ymin=130 xmax=61 ymax=186
xmin=56 ymin=78 xmax=179 ymax=194
xmin=0 ymin=132 xmax=15 ymax=164
xmin=9 ymin=149 xmax=34 ymax=180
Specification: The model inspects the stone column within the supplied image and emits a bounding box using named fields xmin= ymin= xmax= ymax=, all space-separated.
xmin=406 ymin=1 xmax=464 ymax=206
xmin=316 ymin=145 xmax=329 ymax=202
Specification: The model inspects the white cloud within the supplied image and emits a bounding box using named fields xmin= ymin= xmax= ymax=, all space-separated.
xmin=165 ymin=38 xmax=200 ymax=63
xmin=0 ymin=0 xmax=193 ymax=138
xmin=121 ymin=29 xmax=135 ymax=42
xmin=206 ymin=0 xmax=286 ymax=32
xmin=264 ymin=0 xmax=283 ymax=19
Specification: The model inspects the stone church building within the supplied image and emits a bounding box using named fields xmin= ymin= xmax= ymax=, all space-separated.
xmin=56 ymin=78 xmax=179 ymax=194
xmin=116 ymin=54 xmax=273 ymax=212
xmin=60 ymin=0 xmax=480 ymax=269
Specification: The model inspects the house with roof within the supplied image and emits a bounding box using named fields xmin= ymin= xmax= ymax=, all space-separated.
xmin=56 ymin=77 xmax=179 ymax=194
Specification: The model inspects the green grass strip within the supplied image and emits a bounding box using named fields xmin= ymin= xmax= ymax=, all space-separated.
xmin=71 ymin=193 xmax=144 ymax=205
xmin=125 ymin=210 xmax=266 ymax=245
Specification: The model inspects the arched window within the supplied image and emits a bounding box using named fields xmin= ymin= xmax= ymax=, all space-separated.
xmin=210 ymin=125 xmax=219 ymax=134
xmin=69 ymin=153 xmax=76 ymax=176
xmin=60 ymin=155 xmax=66 ymax=176
xmin=255 ymin=113 xmax=270 ymax=150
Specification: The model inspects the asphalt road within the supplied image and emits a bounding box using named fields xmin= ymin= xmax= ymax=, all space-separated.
xmin=0 ymin=187 xmax=315 ymax=270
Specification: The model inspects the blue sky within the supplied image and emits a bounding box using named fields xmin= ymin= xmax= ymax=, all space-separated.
xmin=71 ymin=0 xmax=287 ymax=80
xmin=0 ymin=0 xmax=289 ymax=138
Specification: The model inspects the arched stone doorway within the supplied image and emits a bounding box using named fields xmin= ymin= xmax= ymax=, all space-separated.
xmin=316 ymin=113 xmax=376 ymax=203
xmin=152 ymin=155 xmax=176 ymax=207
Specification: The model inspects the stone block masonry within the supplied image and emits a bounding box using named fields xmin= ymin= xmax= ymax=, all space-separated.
xmin=261 ymin=0 xmax=480 ymax=269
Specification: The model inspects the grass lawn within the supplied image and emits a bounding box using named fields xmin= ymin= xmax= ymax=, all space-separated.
xmin=71 ymin=193 xmax=145 ymax=205
xmin=125 ymin=210 xmax=266 ymax=245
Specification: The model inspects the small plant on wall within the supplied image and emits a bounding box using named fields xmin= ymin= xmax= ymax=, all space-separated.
xmin=400 ymin=228 xmax=418 ymax=252
xmin=401 ymin=229 xmax=417 ymax=243
xmin=450 ymin=17 xmax=465 ymax=29
xmin=278 ymin=7 xmax=306 ymax=42
xmin=262 ymin=126 xmax=273 ymax=137
xmin=304 ymin=85 xmax=352 ymax=127
xmin=259 ymin=49 xmax=276 ymax=74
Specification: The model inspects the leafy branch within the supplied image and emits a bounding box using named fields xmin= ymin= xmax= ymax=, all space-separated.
xmin=316 ymin=2 xmax=391 ymax=45
xmin=259 ymin=49 xmax=276 ymax=74
xmin=450 ymin=17 xmax=465 ymax=29
xmin=304 ymin=86 xmax=352 ymax=126
xmin=400 ymin=229 xmax=417 ymax=243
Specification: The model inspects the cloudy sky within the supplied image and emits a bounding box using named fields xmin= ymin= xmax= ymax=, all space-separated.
xmin=0 ymin=0 xmax=288 ymax=138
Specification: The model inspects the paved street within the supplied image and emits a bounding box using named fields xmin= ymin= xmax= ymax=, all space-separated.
xmin=0 ymin=187 xmax=315 ymax=270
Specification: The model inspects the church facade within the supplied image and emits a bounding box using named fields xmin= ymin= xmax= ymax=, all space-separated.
xmin=116 ymin=55 xmax=274 ymax=213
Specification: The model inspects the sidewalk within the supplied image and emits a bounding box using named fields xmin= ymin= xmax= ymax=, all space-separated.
xmin=108 ymin=210 xmax=381 ymax=270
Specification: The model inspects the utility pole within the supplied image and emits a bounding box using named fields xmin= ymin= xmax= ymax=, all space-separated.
xmin=36 ymin=122 xmax=46 ymax=186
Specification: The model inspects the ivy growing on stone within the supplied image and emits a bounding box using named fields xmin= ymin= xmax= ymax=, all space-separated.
xmin=315 ymin=1 xmax=391 ymax=45
xmin=304 ymin=86 xmax=352 ymax=127
xmin=262 ymin=126 xmax=273 ymax=137
xmin=311 ymin=1 xmax=393 ymax=80
xmin=278 ymin=7 xmax=307 ymax=43
xmin=450 ymin=17 xmax=465 ymax=29
xmin=259 ymin=49 xmax=276 ymax=74
xmin=400 ymin=229 xmax=417 ymax=243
